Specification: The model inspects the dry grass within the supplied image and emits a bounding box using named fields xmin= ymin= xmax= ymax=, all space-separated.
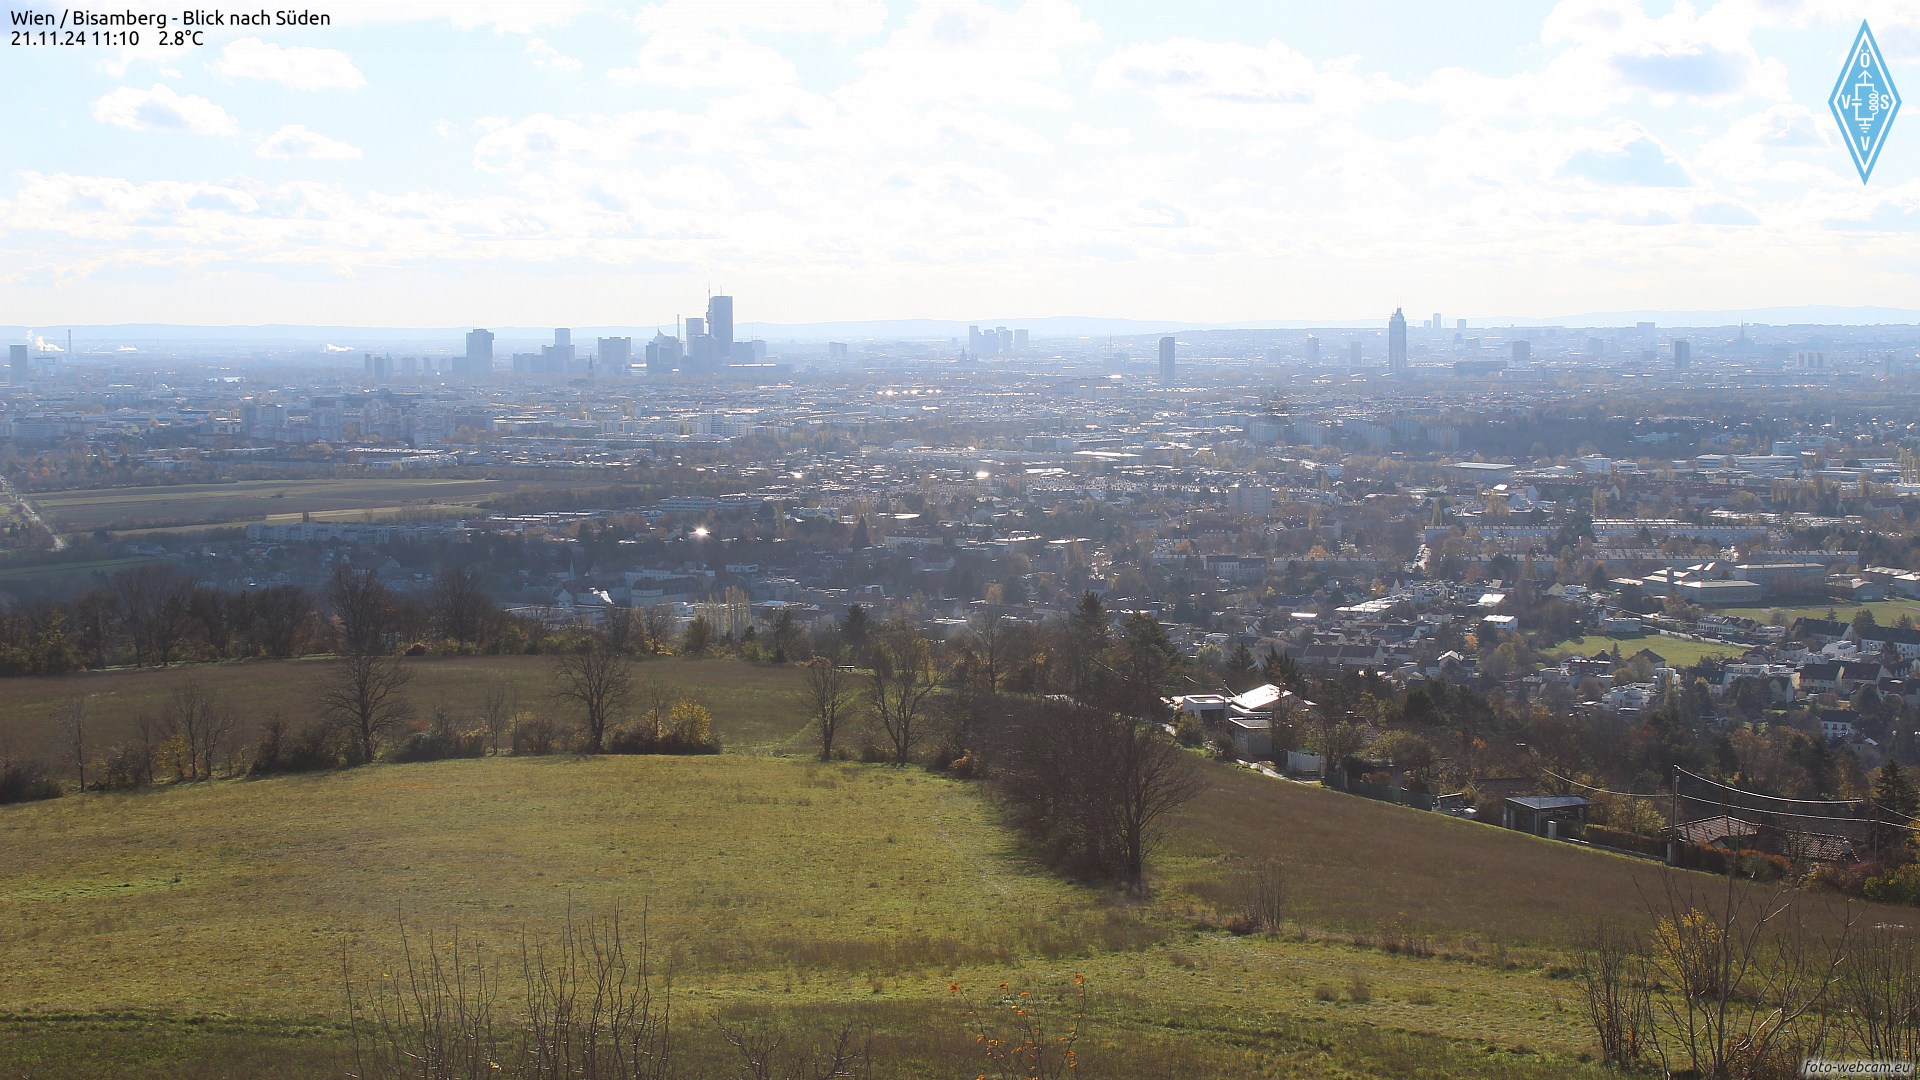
xmin=0 ymin=751 xmax=1666 ymax=1077
xmin=0 ymin=654 xmax=813 ymax=774
xmin=30 ymin=478 xmax=591 ymax=534
xmin=1162 ymin=763 xmax=1896 ymax=953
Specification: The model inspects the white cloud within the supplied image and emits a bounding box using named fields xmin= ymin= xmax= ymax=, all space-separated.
xmin=841 ymin=0 xmax=1100 ymax=111
xmin=91 ymin=84 xmax=238 ymax=136
xmin=257 ymin=125 xmax=363 ymax=160
xmin=213 ymin=38 xmax=366 ymax=91
xmin=525 ymin=38 xmax=582 ymax=72
xmin=610 ymin=28 xmax=800 ymax=89
xmin=632 ymin=0 xmax=888 ymax=39
xmin=1093 ymin=38 xmax=1379 ymax=131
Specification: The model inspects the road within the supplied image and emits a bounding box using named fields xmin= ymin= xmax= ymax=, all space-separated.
xmin=1 ymin=475 xmax=67 ymax=551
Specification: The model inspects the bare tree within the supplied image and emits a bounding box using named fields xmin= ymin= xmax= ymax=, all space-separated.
xmin=328 ymin=565 xmax=396 ymax=657
xmin=1575 ymin=923 xmax=1654 ymax=1070
xmin=964 ymin=612 xmax=1009 ymax=696
xmin=429 ymin=564 xmax=494 ymax=650
xmin=1641 ymin=871 xmax=1852 ymax=1080
xmin=866 ymin=627 xmax=938 ymax=765
xmin=1837 ymin=919 xmax=1920 ymax=1065
xmin=479 ymin=678 xmax=516 ymax=756
xmin=797 ymin=654 xmax=859 ymax=762
xmin=249 ymin=584 xmax=314 ymax=658
xmin=637 ymin=605 xmax=674 ymax=656
xmin=323 ymin=653 xmax=414 ymax=764
xmin=113 ymin=564 xmax=195 ymax=667
xmin=554 ymin=637 xmax=632 ymax=754
xmin=56 ymin=695 xmax=86 ymax=791
xmin=992 ymin=700 xmax=1204 ymax=894
xmin=164 ymin=680 xmax=235 ymax=781
xmin=1110 ymin=714 xmax=1205 ymax=894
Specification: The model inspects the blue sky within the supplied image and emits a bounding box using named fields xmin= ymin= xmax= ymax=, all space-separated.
xmin=3 ymin=0 xmax=1918 ymax=327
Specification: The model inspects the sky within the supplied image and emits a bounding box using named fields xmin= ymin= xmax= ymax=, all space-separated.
xmin=3 ymin=0 xmax=1919 ymax=328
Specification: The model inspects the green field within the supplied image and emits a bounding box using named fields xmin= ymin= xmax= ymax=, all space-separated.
xmin=0 ymin=655 xmax=812 ymax=770
xmin=1543 ymin=632 xmax=1750 ymax=666
xmin=29 ymin=478 xmax=586 ymax=534
xmin=0 ymin=753 xmax=1634 ymax=1079
xmin=1723 ymin=598 xmax=1920 ymax=626
xmin=2 ymin=658 xmax=1909 ymax=1077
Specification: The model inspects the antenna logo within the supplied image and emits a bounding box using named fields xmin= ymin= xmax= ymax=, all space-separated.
xmin=1829 ymin=21 xmax=1901 ymax=183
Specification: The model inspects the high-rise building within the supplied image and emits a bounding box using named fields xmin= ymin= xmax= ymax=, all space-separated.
xmin=1511 ymin=340 xmax=1531 ymax=366
xmin=1348 ymin=340 xmax=1362 ymax=366
xmin=1672 ymin=339 xmax=1692 ymax=370
xmin=1456 ymin=318 xmax=1467 ymax=331
xmin=706 ymin=295 xmax=734 ymax=360
xmin=683 ymin=316 xmax=713 ymax=373
xmin=597 ymin=337 xmax=633 ymax=376
xmin=1158 ymin=336 xmax=1176 ymax=381
xmin=968 ymin=325 xmax=983 ymax=358
xmin=996 ymin=327 xmax=1013 ymax=355
xmin=1430 ymin=313 xmax=1443 ymax=331
xmin=540 ymin=329 xmax=576 ymax=375
xmin=1013 ymin=329 xmax=1028 ymax=351
xmin=645 ymin=331 xmax=682 ymax=371
xmin=1306 ymin=335 xmax=1320 ymax=364
xmin=7 ymin=343 xmax=26 ymax=385
xmin=1388 ymin=309 xmax=1408 ymax=373
xmin=464 ymin=329 xmax=494 ymax=377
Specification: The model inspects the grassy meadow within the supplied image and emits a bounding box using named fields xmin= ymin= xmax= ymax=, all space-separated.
xmin=3 ymin=657 xmax=1911 ymax=1076
xmin=1543 ymin=632 xmax=1750 ymax=666
xmin=1 ymin=751 xmax=1628 ymax=1079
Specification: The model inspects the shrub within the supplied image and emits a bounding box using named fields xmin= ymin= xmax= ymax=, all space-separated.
xmin=249 ymin=717 xmax=342 ymax=775
xmin=388 ymin=705 xmax=486 ymax=764
xmin=0 ymin=758 xmax=63 ymax=804
xmin=389 ymin=728 xmax=486 ymax=763
xmin=1861 ymin=864 xmax=1920 ymax=907
xmin=1173 ymin=713 xmax=1205 ymax=747
xmin=1584 ymin=824 xmax=1667 ymax=858
xmin=604 ymin=699 xmax=721 ymax=756
xmin=510 ymin=711 xmax=566 ymax=756
xmin=97 ymin=742 xmax=154 ymax=790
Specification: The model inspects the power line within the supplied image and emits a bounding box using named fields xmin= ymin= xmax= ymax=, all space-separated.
xmin=1674 ymin=766 xmax=1919 ymax=824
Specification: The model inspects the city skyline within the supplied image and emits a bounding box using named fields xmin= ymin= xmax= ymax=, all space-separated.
xmin=4 ymin=0 xmax=1919 ymax=327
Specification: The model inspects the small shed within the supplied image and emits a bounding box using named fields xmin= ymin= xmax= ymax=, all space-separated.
xmin=1225 ymin=715 xmax=1272 ymax=760
xmin=1502 ymin=795 xmax=1591 ymax=838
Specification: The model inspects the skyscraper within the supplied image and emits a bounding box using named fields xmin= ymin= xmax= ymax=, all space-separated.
xmin=706 ymin=295 xmax=734 ymax=361
xmin=8 ymin=343 xmax=27 ymax=385
xmin=597 ymin=336 xmax=633 ymax=377
xmin=541 ymin=329 xmax=577 ymax=375
xmin=1511 ymin=340 xmax=1531 ymax=366
xmin=645 ymin=331 xmax=682 ymax=372
xmin=1158 ymin=336 xmax=1176 ymax=381
xmin=1672 ymin=339 xmax=1692 ymax=370
xmin=1388 ymin=309 xmax=1408 ymax=373
xmin=464 ymin=329 xmax=494 ymax=377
